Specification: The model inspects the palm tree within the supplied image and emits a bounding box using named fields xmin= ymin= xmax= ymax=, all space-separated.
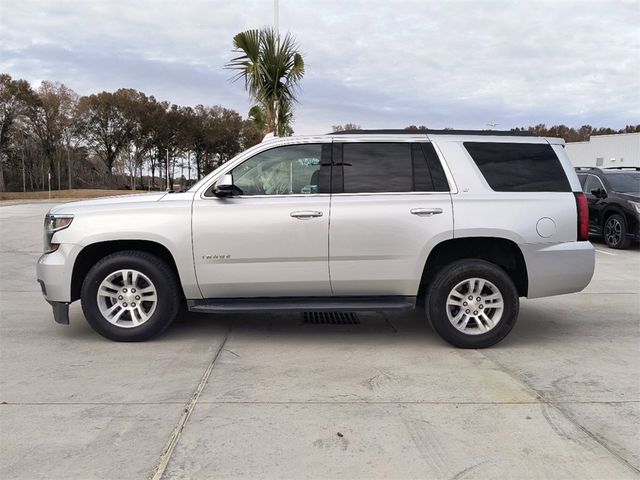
xmin=247 ymin=105 xmax=266 ymax=134
xmin=226 ymin=27 xmax=304 ymax=137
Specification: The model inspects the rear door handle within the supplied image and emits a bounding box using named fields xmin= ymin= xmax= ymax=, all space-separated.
xmin=290 ymin=210 xmax=323 ymax=219
xmin=410 ymin=208 xmax=443 ymax=216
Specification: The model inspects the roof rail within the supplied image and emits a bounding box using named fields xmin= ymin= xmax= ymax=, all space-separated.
xmin=604 ymin=166 xmax=640 ymax=171
xmin=328 ymin=129 xmax=538 ymax=137
xmin=574 ymin=166 xmax=602 ymax=171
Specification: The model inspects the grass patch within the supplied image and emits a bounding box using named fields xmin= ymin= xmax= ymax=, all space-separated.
xmin=0 ymin=189 xmax=151 ymax=201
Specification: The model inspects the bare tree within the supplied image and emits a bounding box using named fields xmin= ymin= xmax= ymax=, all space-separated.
xmin=0 ymin=74 xmax=36 ymax=192
xmin=78 ymin=90 xmax=134 ymax=185
xmin=25 ymin=81 xmax=78 ymax=189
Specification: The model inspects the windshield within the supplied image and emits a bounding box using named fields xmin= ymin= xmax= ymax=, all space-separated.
xmin=605 ymin=172 xmax=640 ymax=194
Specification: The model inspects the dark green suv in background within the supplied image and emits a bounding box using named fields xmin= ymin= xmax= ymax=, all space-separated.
xmin=576 ymin=167 xmax=640 ymax=249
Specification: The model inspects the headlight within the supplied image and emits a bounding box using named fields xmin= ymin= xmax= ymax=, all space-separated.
xmin=629 ymin=201 xmax=640 ymax=215
xmin=44 ymin=214 xmax=74 ymax=253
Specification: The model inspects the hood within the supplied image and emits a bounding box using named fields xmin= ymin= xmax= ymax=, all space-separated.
xmin=615 ymin=191 xmax=640 ymax=201
xmin=48 ymin=192 xmax=167 ymax=214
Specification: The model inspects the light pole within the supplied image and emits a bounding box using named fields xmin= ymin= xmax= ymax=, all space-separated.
xmin=67 ymin=145 xmax=71 ymax=190
xmin=273 ymin=0 xmax=280 ymax=135
xmin=166 ymin=149 xmax=170 ymax=191
xmin=21 ymin=131 xmax=26 ymax=192
xmin=274 ymin=0 xmax=279 ymax=33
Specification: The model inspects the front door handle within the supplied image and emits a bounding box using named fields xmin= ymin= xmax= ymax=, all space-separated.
xmin=410 ymin=208 xmax=443 ymax=216
xmin=290 ymin=210 xmax=323 ymax=219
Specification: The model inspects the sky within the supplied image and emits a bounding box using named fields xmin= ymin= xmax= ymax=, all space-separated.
xmin=1 ymin=0 xmax=639 ymax=134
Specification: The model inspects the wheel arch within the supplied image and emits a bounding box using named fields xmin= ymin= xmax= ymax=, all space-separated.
xmin=601 ymin=205 xmax=625 ymax=225
xmin=71 ymin=240 xmax=185 ymax=302
xmin=418 ymin=237 xmax=528 ymax=304
xmin=602 ymin=205 xmax=637 ymax=232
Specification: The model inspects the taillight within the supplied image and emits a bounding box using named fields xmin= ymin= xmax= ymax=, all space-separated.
xmin=574 ymin=192 xmax=589 ymax=241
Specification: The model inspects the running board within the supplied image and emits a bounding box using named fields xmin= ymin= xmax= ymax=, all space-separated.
xmin=187 ymin=296 xmax=416 ymax=314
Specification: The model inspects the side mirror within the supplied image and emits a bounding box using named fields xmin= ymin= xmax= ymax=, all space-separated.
xmin=214 ymin=174 xmax=235 ymax=197
xmin=591 ymin=188 xmax=607 ymax=199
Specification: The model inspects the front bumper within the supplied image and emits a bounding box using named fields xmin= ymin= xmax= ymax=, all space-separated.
xmin=36 ymin=244 xmax=80 ymax=302
xmin=36 ymin=243 xmax=81 ymax=324
xmin=47 ymin=300 xmax=70 ymax=324
xmin=36 ymin=279 xmax=68 ymax=323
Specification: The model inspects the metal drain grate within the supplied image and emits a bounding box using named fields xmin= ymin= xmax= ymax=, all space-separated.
xmin=302 ymin=311 xmax=359 ymax=325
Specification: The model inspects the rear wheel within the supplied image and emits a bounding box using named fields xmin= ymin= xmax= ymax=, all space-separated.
xmin=604 ymin=213 xmax=631 ymax=249
xmin=81 ymin=250 xmax=180 ymax=341
xmin=426 ymin=259 xmax=519 ymax=348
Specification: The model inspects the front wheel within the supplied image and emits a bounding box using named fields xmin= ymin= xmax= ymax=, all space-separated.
xmin=81 ymin=250 xmax=180 ymax=341
xmin=426 ymin=259 xmax=519 ymax=348
xmin=604 ymin=213 xmax=631 ymax=249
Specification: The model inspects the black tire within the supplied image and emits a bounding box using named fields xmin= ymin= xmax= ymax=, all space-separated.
xmin=81 ymin=250 xmax=180 ymax=341
xmin=426 ymin=259 xmax=519 ymax=349
xmin=603 ymin=213 xmax=631 ymax=249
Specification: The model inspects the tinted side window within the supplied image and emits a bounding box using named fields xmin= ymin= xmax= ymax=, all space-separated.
xmin=464 ymin=142 xmax=571 ymax=192
xmin=411 ymin=143 xmax=432 ymax=191
xmin=342 ymin=143 xmax=413 ymax=193
xmin=422 ymin=143 xmax=449 ymax=191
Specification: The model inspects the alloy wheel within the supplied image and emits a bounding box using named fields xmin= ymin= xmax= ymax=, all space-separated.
xmin=446 ymin=277 xmax=504 ymax=335
xmin=605 ymin=217 xmax=622 ymax=246
xmin=96 ymin=269 xmax=158 ymax=328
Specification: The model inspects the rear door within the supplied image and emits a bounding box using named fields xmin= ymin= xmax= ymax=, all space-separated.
xmin=328 ymin=141 xmax=454 ymax=296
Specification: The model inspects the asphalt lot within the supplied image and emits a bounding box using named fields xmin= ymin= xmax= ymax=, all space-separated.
xmin=0 ymin=202 xmax=639 ymax=480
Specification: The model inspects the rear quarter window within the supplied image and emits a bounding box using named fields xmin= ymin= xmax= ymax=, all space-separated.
xmin=464 ymin=142 xmax=571 ymax=192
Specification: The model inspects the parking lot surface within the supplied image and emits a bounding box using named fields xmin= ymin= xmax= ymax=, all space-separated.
xmin=1 ymin=202 xmax=638 ymax=479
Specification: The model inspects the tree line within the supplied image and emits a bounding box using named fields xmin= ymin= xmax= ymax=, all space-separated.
xmin=337 ymin=124 xmax=640 ymax=141
xmin=0 ymin=73 xmax=262 ymax=192
xmin=510 ymin=124 xmax=640 ymax=141
xmin=406 ymin=124 xmax=640 ymax=140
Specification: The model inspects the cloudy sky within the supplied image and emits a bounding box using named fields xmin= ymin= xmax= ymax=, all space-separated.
xmin=1 ymin=0 xmax=638 ymax=133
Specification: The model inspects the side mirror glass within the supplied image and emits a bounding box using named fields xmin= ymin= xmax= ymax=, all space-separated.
xmin=214 ymin=174 xmax=235 ymax=197
xmin=591 ymin=188 xmax=607 ymax=198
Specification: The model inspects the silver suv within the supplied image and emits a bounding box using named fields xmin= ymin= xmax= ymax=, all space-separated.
xmin=36 ymin=129 xmax=595 ymax=348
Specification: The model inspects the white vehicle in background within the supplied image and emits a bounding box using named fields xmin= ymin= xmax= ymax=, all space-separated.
xmin=37 ymin=129 xmax=594 ymax=348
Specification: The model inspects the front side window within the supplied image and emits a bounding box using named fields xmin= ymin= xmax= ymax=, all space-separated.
xmin=577 ymin=174 xmax=587 ymax=188
xmin=582 ymin=174 xmax=605 ymax=194
xmin=231 ymin=144 xmax=322 ymax=195
xmin=341 ymin=143 xmax=413 ymax=193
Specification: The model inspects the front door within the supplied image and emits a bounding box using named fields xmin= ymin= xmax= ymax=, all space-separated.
xmin=581 ymin=173 xmax=606 ymax=233
xmin=192 ymin=143 xmax=332 ymax=298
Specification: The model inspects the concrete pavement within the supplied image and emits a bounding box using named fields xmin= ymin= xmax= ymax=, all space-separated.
xmin=0 ymin=202 xmax=638 ymax=479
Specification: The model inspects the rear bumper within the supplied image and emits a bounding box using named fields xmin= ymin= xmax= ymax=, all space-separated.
xmin=521 ymin=241 xmax=595 ymax=298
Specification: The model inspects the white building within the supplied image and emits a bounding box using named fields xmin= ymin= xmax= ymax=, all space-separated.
xmin=565 ymin=132 xmax=640 ymax=168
